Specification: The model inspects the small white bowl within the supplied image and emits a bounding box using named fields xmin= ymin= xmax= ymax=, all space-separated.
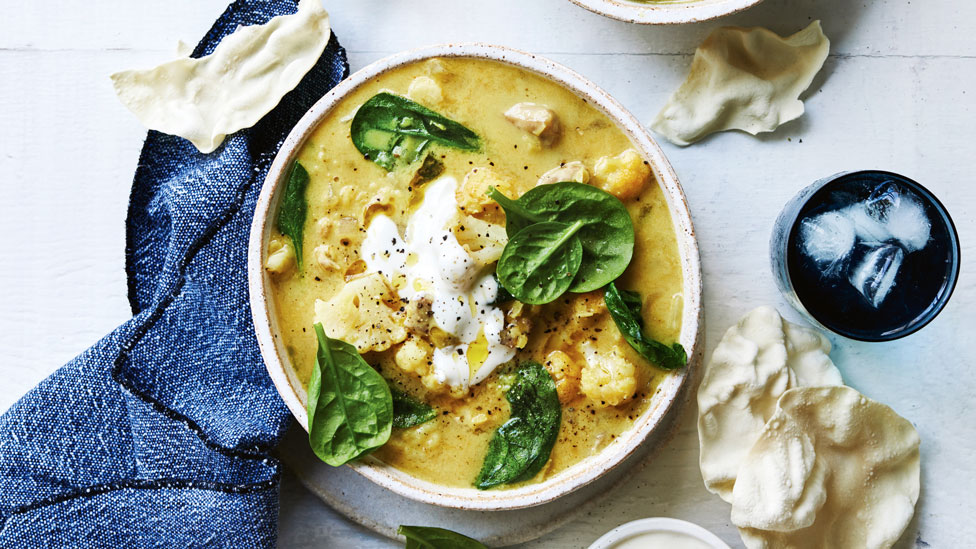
xmin=248 ymin=43 xmax=702 ymax=510
xmin=589 ymin=518 xmax=731 ymax=549
xmin=567 ymin=0 xmax=765 ymax=25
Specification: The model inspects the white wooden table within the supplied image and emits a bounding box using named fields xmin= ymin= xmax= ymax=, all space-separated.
xmin=2 ymin=1 xmax=973 ymax=547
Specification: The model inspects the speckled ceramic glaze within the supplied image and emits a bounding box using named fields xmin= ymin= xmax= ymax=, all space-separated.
xmin=567 ymin=0 xmax=764 ymax=25
xmin=248 ymin=43 xmax=702 ymax=511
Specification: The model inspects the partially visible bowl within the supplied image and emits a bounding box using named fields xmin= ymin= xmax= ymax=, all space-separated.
xmin=589 ymin=518 xmax=731 ymax=548
xmin=248 ymin=43 xmax=702 ymax=510
xmin=567 ymin=0 xmax=764 ymax=25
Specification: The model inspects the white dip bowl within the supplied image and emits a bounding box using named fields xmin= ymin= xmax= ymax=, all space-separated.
xmin=567 ymin=0 xmax=765 ymax=25
xmin=589 ymin=518 xmax=730 ymax=548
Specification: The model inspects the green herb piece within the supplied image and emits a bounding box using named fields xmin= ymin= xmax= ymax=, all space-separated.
xmin=495 ymin=221 xmax=584 ymax=305
xmin=604 ymin=282 xmax=687 ymax=371
xmin=351 ymin=92 xmax=481 ymax=171
xmin=276 ymin=161 xmax=310 ymax=268
xmin=476 ymin=361 xmax=561 ymax=489
xmin=307 ymin=324 xmax=392 ymax=466
xmin=410 ymin=153 xmax=445 ymax=187
xmin=398 ymin=525 xmax=488 ymax=549
xmin=391 ymin=387 xmax=436 ymax=429
xmin=488 ymin=182 xmax=634 ymax=293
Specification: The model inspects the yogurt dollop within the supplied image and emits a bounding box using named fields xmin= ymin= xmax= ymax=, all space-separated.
xmin=361 ymin=176 xmax=514 ymax=389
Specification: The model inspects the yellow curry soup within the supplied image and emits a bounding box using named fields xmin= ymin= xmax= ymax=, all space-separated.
xmin=266 ymin=57 xmax=684 ymax=488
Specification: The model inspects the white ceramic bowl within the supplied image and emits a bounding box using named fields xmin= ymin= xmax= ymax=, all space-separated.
xmin=567 ymin=0 xmax=764 ymax=25
xmin=248 ymin=43 xmax=702 ymax=510
xmin=589 ymin=518 xmax=730 ymax=548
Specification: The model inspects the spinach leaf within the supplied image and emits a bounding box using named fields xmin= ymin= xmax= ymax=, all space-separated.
xmin=488 ymin=182 xmax=634 ymax=293
xmin=476 ymin=361 xmax=561 ymax=489
xmin=391 ymin=387 xmax=436 ymax=429
xmin=604 ymin=282 xmax=687 ymax=371
xmin=495 ymin=221 xmax=584 ymax=305
xmin=398 ymin=525 xmax=488 ymax=549
xmin=276 ymin=161 xmax=310 ymax=268
xmin=307 ymin=324 xmax=392 ymax=466
xmin=351 ymin=92 xmax=481 ymax=171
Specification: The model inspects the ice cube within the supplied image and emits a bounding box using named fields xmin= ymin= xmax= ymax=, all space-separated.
xmin=848 ymin=242 xmax=905 ymax=308
xmin=864 ymin=181 xmax=900 ymax=221
xmin=861 ymin=181 xmax=932 ymax=252
xmin=847 ymin=204 xmax=892 ymax=244
xmin=799 ymin=210 xmax=856 ymax=272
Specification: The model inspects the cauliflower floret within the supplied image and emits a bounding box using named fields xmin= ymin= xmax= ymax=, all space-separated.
xmin=500 ymin=301 xmax=534 ymax=350
xmin=451 ymin=213 xmax=507 ymax=266
xmin=407 ymin=75 xmax=443 ymax=105
xmin=544 ymin=350 xmax=582 ymax=404
xmin=579 ymin=341 xmax=637 ymax=407
xmin=538 ymin=161 xmax=590 ymax=186
xmin=504 ymin=102 xmax=561 ymax=146
xmin=314 ymin=273 xmax=408 ymax=353
xmin=592 ymin=149 xmax=650 ymax=201
xmin=265 ymin=237 xmax=296 ymax=274
xmin=394 ymin=336 xmax=433 ymax=375
xmin=457 ymin=166 xmax=519 ymax=216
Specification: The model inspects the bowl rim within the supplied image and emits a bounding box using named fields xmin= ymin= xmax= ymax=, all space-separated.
xmin=565 ymin=0 xmax=765 ymax=25
xmin=587 ymin=517 xmax=731 ymax=548
xmin=247 ymin=42 xmax=703 ymax=511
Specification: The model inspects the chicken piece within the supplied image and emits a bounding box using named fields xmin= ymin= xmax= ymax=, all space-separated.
xmin=579 ymin=341 xmax=638 ymax=407
xmin=457 ymin=166 xmax=519 ymax=217
xmin=394 ymin=336 xmax=433 ymax=376
xmin=265 ymin=238 xmax=296 ymax=274
xmin=313 ymin=272 xmax=408 ymax=353
xmin=544 ymin=350 xmax=582 ymax=404
xmin=538 ymin=161 xmax=590 ymax=186
xmin=313 ymin=244 xmax=341 ymax=271
xmin=592 ymin=149 xmax=651 ymax=201
xmin=407 ymin=76 xmax=443 ymax=105
xmin=504 ymin=102 xmax=561 ymax=146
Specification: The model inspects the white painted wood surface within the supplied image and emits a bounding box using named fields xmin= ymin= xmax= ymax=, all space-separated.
xmin=1 ymin=0 xmax=973 ymax=547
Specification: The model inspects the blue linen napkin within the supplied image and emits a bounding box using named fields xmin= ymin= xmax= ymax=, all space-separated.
xmin=0 ymin=2 xmax=348 ymax=546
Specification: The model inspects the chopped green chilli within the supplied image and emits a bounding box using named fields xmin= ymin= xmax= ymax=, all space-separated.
xmin=398 ymin=525 xmax=488 ymax=549
xmin=604 ymin=282 xmax=687 ymax=371
xmin=276 ymin=161 xmax=310 ymax=268
xmin=488 ymin=182 xmax=634 ymax=294
xmin=307 ymin=324 xmax=392 ymax=466
xmin=351 ymin=92 xmax=481 ymax=171
xmin=391 ymin=387 xmax=437 ymax=429
xmin=475 ymin=361 xmax=561 ymax=489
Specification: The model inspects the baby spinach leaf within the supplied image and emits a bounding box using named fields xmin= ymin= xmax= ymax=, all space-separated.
xmin=496 ymin=221 xmax=584 ymax=305
xmin=307 ymin=324 xmax=392 ymax=466
xmin=398 ymin=525 xmax=488 ymax=549
xmin=476 ymin=361 xmax=561 ymax=489
xmin=391 ymin=387 xmax=436 ymax=429
xmin=276 ymin=161 xmax=310 ymax=268
xmin=488 ymin=182 xmax=634 ymax=293
xmin=604 ymin=282 xmax=687 ymax=371
xmin=352 ymin=92 xmax=481 ymax=171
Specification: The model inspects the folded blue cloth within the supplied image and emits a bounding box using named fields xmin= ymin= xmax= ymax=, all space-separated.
xmin=0 ymin=2 xmax=348 ymax=546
